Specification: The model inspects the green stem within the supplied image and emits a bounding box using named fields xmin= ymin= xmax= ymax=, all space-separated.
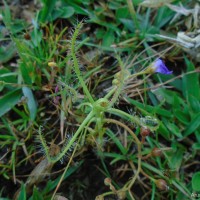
xmin=109 ymin=55 xmax=125 ymax=108
xmin=105 ymin=118 xmax=141 ymax=193
xmin=48 ymin=111 xmax=94 ymax=162
xmin=104 ymin=87 xmax=117 ymax=100
xmin=128 ymin=71 xmax=150 ymax=79
xmin=107 ymin=108 xmax=141 ymax=125
xmin=71 ymin=22 xmax=94 ymax=104
xmin=51 ymin=140 xmax=80 ymax=200
xmin=151 ymin=182 xmax=156 ymax=200
xmin=97 ymin=191 xmax=114 ymax=199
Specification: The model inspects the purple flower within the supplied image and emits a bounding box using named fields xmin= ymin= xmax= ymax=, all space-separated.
xmin=54 ymin=85 xmax=60 ymax=105
xmin=150 ymin=59 xmax=172 ymax=75
xmin=55 ymin=85 xmax=59 ymax=93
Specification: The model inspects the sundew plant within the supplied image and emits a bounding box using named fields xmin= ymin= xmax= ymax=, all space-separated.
xmin=37 ymin=22 xmax=172 ymax=199
xmin=0 ymin=0 xmax=200 ymax=200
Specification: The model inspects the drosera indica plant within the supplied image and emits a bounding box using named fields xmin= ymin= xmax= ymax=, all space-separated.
xmin=37 ymin=21 xmax=175 ymax=199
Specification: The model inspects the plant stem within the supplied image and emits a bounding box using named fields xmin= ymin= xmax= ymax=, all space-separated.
xmin=48 ymin=111 xmax=94 ymax=162
xmin=71 ymin=22 xmax=94 ymax=104
xmin=109 ymin=55 xmax=125 ymax=108
xmin=129 ymin=71 xmax=150 ymax=79
xmin=51 ymin=140 xmax=80 ymax=200
xmin=104 ymin=118 xmax=142 ymax=193
xmin=107 ymin=108 xmax=141 ymax=125
xmin=104 ymin=87 xmax=117 ymax=100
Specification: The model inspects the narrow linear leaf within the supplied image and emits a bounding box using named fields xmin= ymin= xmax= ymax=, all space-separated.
xmin=140 ymin=0 xmax=174 ymax=8
xmin=38 ymin=0 xmax=57 ymax=22
xmin=183 ymin=57 xmax=200 ymax=100
xmin=18 ymin=183 xmax=26 ymax=200
xmin=165 ymin=122 xmax=182 ymax=138
xmin=192 ymin=143 xmax=200 ymax=150
xmin=0 ymin=43 xmax=16 ymax=63
xmin=22 ymin=86 xmax=37 ymax=121
xmin=195 ymin=130 xmax=200 ymax=143
xmin=157 ymin=122 xmax=170 ymax=140
xmin=32 ymin=186 xmax=43 ymax=200
xmin=42 ymin=160 xmax=84 ymax=194
xmin=188 ymin=95 xmax=200 ymax=113
xmin=192 ymin=172 xmax=200 ymax=191
xmin=106 ymin=129 xmax=126 ymax=154
xmin=102 ymin=30 xmax=115 ymax=47
xmin=60 ymin=7 xmax=75 ymax=18
xmin=184 ymin=113 xmax=200 ymax=137
xmin=173 ymin=110 xmax=190 ymax=125
xmin=127 ymin=98 xmax=172 ymax=117
xmin=0 ymin=89 xmax=22 ymax=117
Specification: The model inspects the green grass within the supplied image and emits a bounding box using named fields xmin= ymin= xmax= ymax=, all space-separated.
xmin=0 ymin=0 xmax=199 ymax=199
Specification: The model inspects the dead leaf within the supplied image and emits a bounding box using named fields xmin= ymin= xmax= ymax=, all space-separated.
xmin=194 ymin=3 xmax=200 ymax=28
xmin=166 ymin=3 xmax=193 ymax=16
xmin=54 ymin=195 xmax=69 ymax=200
xmin=139 ymin=0 xmax=174 ymax=8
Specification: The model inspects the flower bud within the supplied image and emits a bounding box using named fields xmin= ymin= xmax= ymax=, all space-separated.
xmin=104 ymin=178 xmax=112 ymax=186
xmin=155 ymin=179 xmax=169 ymax=191
xmin=48 ymin=61 xmax=57 ymax=67
xmin=140 ymin=127 xmax=150 ymax=137
xmin=49 ymin=143 xmax=60 ymax=157
xmin=114 ymin=71 xmax=121 ymax=79
xmin=112 ymin=79 xmax=120 ymax=85
xmin=151 ymin=147 xmax=162 ymax=157
xmin=24 ymin=33 xmax=31 ymax=40
xmin=95 ymin=196 xmax=104 ymax=200
xmin=117 ymin=190 xmax=126 ymax=200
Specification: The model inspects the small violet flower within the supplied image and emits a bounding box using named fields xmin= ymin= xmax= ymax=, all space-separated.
xmin=53 ymin=85 xmax=60 ymax=105
xmin=148 ymin=59 xmax=172 ymax=75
